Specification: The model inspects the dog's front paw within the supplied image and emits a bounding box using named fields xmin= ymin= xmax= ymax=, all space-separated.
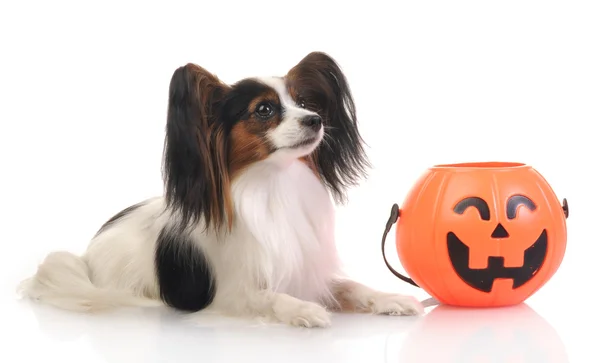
xmin=367 ymin=293 xmax=424 ymax=316
xmin=273 ymin=297 xmax=332 ymax=328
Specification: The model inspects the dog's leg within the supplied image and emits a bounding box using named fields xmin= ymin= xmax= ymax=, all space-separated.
xmin=328 ymin=279 xmax=424 ymax=316
xmin=213 ymin=289 xmax=332 ymax=328
xmin=268 ymin=292 xmax=332 ymax=328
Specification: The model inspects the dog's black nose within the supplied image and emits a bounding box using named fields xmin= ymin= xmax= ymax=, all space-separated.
xmin=301 ymin=115 xmax=322 ymax=131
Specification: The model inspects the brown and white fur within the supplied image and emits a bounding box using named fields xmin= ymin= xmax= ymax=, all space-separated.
xmin=18 ymin=52 xmax=423 ymax=328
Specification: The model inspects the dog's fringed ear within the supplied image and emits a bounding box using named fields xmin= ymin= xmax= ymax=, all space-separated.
xmin=162 ymin=63 xmax=232 ymax=231
xmin=287 ymin=52 xmax=370 ymax=203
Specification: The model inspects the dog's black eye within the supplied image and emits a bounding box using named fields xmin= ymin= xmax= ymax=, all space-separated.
xmin=298 ymin=99 xmax=306 ymax=109
xmin=255 ymin=103 xmax=274 ymax=119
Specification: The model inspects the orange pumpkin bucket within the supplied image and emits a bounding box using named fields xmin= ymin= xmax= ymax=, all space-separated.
xmin=382 ymin=162 xmax=569 ymax=307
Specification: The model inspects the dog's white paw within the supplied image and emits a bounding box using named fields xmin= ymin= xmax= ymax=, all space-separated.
xmin=273 ymin=298 xmax=332 ymax=328
xmin=367 ymin=293 xmax=424 ymax=316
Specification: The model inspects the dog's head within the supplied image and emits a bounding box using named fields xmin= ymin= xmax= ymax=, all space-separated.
xmin=162 ymin=52 xmax=369 ymax=230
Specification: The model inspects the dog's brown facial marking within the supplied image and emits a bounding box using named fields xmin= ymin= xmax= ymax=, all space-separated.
xmin=225 ymin=80 xmax=282 ymax=177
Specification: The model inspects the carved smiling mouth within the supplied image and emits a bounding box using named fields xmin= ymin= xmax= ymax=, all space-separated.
xmin=447 ymin=230 xmax=548 ymax=292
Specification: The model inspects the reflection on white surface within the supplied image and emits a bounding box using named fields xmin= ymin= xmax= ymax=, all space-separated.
xmin=12 ymin=298 xmax=567 ymax=363
xmin=21 ymin=299 xmax=418 ymax=363
xmin=398 ymin=303 xmax=568 ymax=363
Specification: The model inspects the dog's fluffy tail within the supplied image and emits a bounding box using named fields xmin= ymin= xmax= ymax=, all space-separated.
xmin=17 ymin=251 xmax=162 ymax=312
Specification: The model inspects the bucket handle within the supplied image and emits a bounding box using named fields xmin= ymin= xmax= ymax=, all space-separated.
xmin=562 ymin=198 xmax=569 ymax=218
xmin=381 ymin=204 xmax=419 ymax=288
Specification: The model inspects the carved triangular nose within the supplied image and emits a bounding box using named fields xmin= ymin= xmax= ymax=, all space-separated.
xmin=491 ymin=223 xmax=509 ymax=238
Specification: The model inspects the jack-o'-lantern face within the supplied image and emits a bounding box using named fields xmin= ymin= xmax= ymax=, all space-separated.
xmin=447 ymin=195 xmax=548 ymax=292
xmin=436 ymin=166 xmax=564 ymax=299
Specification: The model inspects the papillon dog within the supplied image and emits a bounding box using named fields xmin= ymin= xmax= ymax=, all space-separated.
xmin=19 ymin=52 xmax=423 ymax=327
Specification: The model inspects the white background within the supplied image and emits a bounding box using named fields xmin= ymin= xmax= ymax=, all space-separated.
xmin=1 ymin=1 xmax=598 ymax=362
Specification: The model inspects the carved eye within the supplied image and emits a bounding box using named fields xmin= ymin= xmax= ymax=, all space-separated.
xmin=255 ymin=103 xmax=274 ymax=119
xmin=453 ymin=197 xmax=491 ymax=221
xmin=506 ymin=195 xmax=537 ymax=219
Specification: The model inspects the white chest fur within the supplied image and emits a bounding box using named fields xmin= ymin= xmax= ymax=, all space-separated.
xmin=224 ymin=159 xmax=340 ymax=303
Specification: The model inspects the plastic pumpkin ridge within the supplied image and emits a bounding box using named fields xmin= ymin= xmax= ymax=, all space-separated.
xmin=381 ymin=162 xmax=569 ymax=307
